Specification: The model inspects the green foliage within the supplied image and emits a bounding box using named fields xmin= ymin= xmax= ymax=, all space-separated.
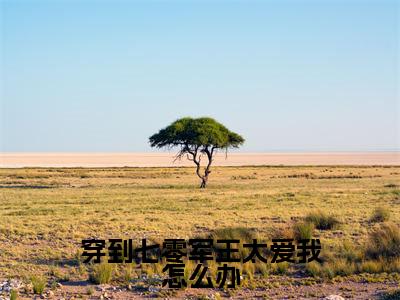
xmin=305 ymin=210 xmax=339 ymax=230
xmin=149 ymin=117 xmax=244 ymax=187
xmin=31 ymin=276 xmax=46 ymax=295
xmin=149 ymin=117 xmax=244 ymax=149
xmin=370 ymin=207 xmax=391 ymax=223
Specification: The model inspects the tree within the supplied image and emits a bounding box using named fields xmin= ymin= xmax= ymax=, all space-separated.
xmin=149 ymin=117 xmax=245 ymax=188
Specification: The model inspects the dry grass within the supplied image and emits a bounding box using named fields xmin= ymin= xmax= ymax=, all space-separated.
xmin=293 ymin=221 xmax=314 ymax=240
xmin=0 ymin=165 xmax=399 ymax=283
xmin=305 ymin=210 xmax=340 ymax=230
xmin=30 ymin=275 xmax=46 ymax=295
xmin=365 ymin=223 xmax=400 ymax=260
xmin=89 ymin=263 xmax=114 ymax=284
xmin=370 ymin=207 xmax=391 ymax=223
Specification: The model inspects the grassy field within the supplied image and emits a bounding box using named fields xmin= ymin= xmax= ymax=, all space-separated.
xmin=0 ymin=166 xmax=399 ymax=298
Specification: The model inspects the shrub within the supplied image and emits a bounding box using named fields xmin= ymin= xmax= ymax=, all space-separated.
xmin=89 ymin=263 xmax=114 ymax=284
xmin=293 ymin=222 xmax=314 ymax=240
xmin=365 ymin=223 xmax=400 ymax=260
xmin=370 ymin=207 xmax=390 ymax=223
xmin=305 ymin=211 xmax=339 ymax=230
xmin=31 ymin=276 xmax=46 ymax=295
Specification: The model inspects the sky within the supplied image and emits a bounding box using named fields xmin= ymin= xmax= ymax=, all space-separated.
xmin=1 ymin=0 xmax=399 ymax=152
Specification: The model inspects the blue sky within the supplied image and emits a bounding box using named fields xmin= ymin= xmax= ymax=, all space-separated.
xmin=1 ymin=0 xmax=399 ymax=152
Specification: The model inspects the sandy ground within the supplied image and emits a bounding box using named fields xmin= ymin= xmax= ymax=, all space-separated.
xmin=5 ymin=278 xmax=400 ymax=299
xmin=0 ymin=152 xmax=399 ymax=167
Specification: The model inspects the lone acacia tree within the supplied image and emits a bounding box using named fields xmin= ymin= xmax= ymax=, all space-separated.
xmin=149 ymin=117 xmax=244 ymax=188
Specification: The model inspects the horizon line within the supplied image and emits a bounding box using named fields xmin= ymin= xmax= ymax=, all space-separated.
xmin=1 ymin=150 xmax=399 ymax=154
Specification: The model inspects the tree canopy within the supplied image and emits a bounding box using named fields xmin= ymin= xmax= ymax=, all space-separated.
xmin=149 ymin=117 xmax=244 ymax=188
xmin=149 ymin=117 xmax=244 ymax=150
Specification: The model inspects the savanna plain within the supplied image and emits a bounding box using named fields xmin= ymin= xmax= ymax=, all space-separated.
xmin=1 ymin=165 xmax=400 ymax=299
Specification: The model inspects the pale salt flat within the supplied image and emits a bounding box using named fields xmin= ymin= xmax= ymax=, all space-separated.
xmin=0 ymin=152 xmax=399 ymax=168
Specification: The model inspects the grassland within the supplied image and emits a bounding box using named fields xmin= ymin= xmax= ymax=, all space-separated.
xmin=0 ymin=166 xmax=399 ymax=299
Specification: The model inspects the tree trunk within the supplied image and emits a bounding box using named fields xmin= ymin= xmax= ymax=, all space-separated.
xmin=200 ymin=176 xmax=208 ymax=188
xmin=188 ymin=145 xmax=214 ymax=189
